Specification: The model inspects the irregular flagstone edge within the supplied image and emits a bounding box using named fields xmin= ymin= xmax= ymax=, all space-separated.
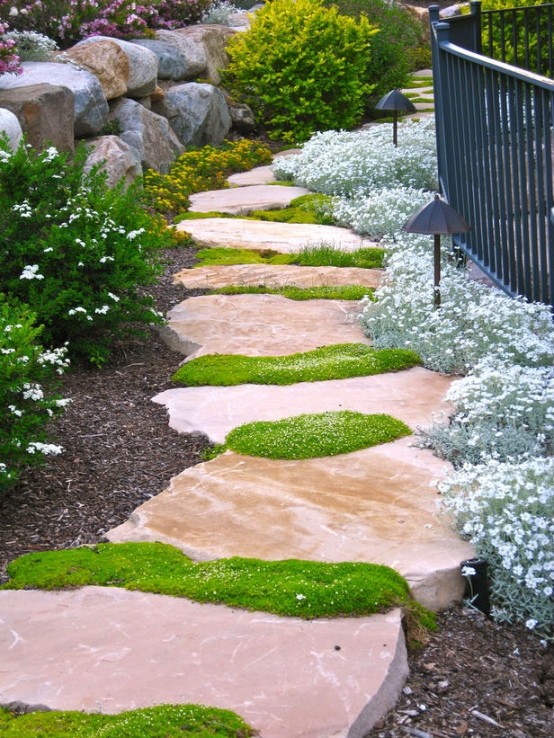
xmin=0 ymin=588 xmax=409 ymax=738
xmin=107 ymin=441 xmax=473 ymax=612
xmin=173 ymin=263 xmax=383 ymax=290
xmin=188 ymin=184 xmax=311 ymax=215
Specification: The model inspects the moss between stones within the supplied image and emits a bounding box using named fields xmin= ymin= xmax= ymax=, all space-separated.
xmin=210 ymin=411 xmax=411 ymax=460
xmin=194 ymin=245 xmax=386 ymax=269
xmin=248 ymin=194 xmax=335 ymax=225
xmin=172 ymin=343 xmax=422 ymax=387
xmin=0 ymin=542 xmax=434 ymax=630
xmin=213 ymin=284 xmax=373 ymax=301
xmin=0 ymin=703 xmax=254 ymax=737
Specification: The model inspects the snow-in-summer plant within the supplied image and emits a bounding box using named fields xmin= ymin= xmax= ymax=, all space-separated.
xmin=201 ymin=0 xmax=240 ymax=24
xmin=332 ymin=186 xmax=431 ymax=238
xmin=0 ymin=137 xmax=173 ymax=365
xmin=272 ymin=118 xmax=438 ymax=196
xmin=440 ymin=458 xmax=554 ymax=639
xmin=0 ymin=295 xmax=70 ymax=491
xmin=1 ymin=29 xmax=58 ymax=60
xmin=360 ymin=234 xmax=554 ymax=374
xmin=421 ymin=361 xmax=554 ymax=465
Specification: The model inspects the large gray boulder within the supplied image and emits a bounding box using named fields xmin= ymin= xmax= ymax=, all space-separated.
xmin=153 ymin=30 xmax=207 ymax=80
xmin=130 ymin=38 xmax=189 ymax=81
xmin=170 ymin=25 xmax=236 ymax=84
xmin=0 ymin=62 xmax=108 ymax=137
xmin=0 ymin=84 xmax=74 ymax=153
xmin=109 ymin=98 xmax=183 ymax=174
xmin=0 ymin=108 xmax=23 ymax=150
xmin=156 ymin=82 xmax=231 ymax=148
xmin=76 ymin=36 xmax=158 ymax=98
xmin=84 ymin=134 xmax=143 ymax=188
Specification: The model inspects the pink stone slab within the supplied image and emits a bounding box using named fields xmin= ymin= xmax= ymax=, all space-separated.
xmin=226 ymin=166 xmax=276 ymax=186
xmin=153 ymin=367 xmax=454 ymax=443
xmin=0 ymin=588 xmax=408 ymax=738
xmin=173 ymin=263 xmax=383 ymax=290
xmin=175 ymin=218 xmax=377 ymax=252
xmin=108 ymin=439 xmax=473 ymax=611
xmin=189 ymin=185 xmax=310 ymax=215
xmin=160 ymin=294 xmax=368 ymax=358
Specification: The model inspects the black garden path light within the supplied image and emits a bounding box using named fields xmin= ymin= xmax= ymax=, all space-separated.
xmin=375 ymin=89 xmax=416 ymax=146
xmin=403 ymin=194 xmax=470 ymax=310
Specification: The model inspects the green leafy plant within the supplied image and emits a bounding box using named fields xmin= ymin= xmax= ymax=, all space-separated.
xmin=2 ymin=541 xmax=433 ymax=626
xmin=214 ymin=285 xmax=372 ymax=301
xmin=249 ymin=194 xmax=336 ymax=225
xmin=223 ymin=0 xmax=378 ymax=142
xmin=194 ymin=245 xmax=386 ymax=269
xmin=0 ymin=296 xmax=69 ymax=492
xmin=0 ymin=138 xmax=172 ymax=365
xmin=0 ymin=703 xmax=255 ymax=737
xmin=211 ymin=410 xmax=411 ymax=459
xmin=172 ymin=343 xmax=421 ymax=386
xmin=145 ymin=139 xmax=273 ymax=218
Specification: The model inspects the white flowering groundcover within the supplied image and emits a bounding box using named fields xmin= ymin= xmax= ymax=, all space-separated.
xmin=278 ymin=120 xmax=554 ymax=638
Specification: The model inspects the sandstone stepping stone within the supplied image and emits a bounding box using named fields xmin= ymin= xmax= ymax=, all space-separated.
xmin=0 ymin=587 xmax=408 ymax=738
xmin=107 ymin=438 xmax=473 ymax=611
xmin=154 ymin=367 xmax=453 ymax=443
xmin=175 ymin=218 xmax=377 ymax=252
xmin=173 ymin=263 xmax=383 ymax=290
xmin=227 ymin=165 xmax=276 ymax=186
xmin=160 ymin=293 xmax=368 ymax=358
xmin=189 ymin=184 xmax=310 ymax=215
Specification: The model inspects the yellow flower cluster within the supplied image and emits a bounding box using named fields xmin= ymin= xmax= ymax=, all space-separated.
xmin=144 ymin=139 xmax=273 ymax=218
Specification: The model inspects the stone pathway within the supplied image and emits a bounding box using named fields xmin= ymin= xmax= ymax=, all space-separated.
xmin=0 ymin=154 xmax=473 ymax=738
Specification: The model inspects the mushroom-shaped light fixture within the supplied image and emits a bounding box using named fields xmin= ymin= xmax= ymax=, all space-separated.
xmin=375 ymin=89 xmax=417 ymax=146
xmin=403 ymin=194 xmax=470 ymax=309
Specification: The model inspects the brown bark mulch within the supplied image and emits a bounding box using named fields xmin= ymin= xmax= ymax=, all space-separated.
xmin=0 ymin=246 xmax=552 ymax=737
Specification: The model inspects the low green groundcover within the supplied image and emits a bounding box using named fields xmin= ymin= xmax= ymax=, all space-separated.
xmin=0 ymin=542 xmax=433 ymax=627
xmin=173 ymin=343 xmax=421 ymax=386
xmin=214 ymin=285 xmax=372 ymax=301
xmin=214 ymin=411 xmax=411 ymax=460
xmin=194 ymin=245 xmax=386 ymax=269
xmin=0 ymin=703 xmax=254 ymax=737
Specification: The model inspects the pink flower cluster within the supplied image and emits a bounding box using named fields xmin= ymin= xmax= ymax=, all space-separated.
xmin=0 ymin=21 xmax=22 ymax=75
xmin=1 ymin=0 xmax=211 ymax=46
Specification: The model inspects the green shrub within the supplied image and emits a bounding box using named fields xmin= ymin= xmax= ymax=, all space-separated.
xmin=326 ymin=0 xmax=423 ymax=97
xmin=223 ymin=0 xmax=378 ymax=142
xmin=145 ymin=139 xmax=273 ymax=218
xmin=0 ymin=138 xmax=171 ymax=365
xmin=0 ymin=296 xmax=69 ymax=492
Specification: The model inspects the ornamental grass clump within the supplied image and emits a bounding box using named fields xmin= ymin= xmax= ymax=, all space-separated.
xmin=0 ymin=296 xmax=69 ymax=492
xmin=0 ymin=138 xmax=172 ymax=365
xmin=440 ymin=458 xmax=554 ymax=639
xmin=273 ymin=119 xmax=437 ymax=195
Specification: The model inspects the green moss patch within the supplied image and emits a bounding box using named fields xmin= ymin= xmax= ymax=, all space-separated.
xmin=248 ymin=194 xmax=335 ymax=225
xmin=194 ymin=245 xmax=385 ymax=269
xmin=212 ymin=411 xmax=411 ymax=460
xmin=214 ymin=285 xmax=373 ymax=301
xmin=0 ymin=703 xmax=254 ymax=737
xmin=173 ymin=343 xmax=421 ymax=387
xmin=1 ymin=542 xmax=433 ymax=627
xmin=175 ymin=211 xmax=236 ymax=221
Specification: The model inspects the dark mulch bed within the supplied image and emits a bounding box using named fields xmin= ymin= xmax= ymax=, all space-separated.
xmin=0 ymin=246 xmax=552 ymax=736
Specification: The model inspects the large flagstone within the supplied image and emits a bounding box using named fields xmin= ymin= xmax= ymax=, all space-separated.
xmin=153 ymin=367 xmax=453 ymax=443
xmin=175 ymin=218 xmax=377 ymax=252
xmin=227 ymin=165 xmax=276 ymax=186
xmin=189 ymin=184 xmax=310 ymax=214
xmin=159 ymin=293 xmax=368 ymax=358
xmin=107 ymin=439 xmax=473 ymax=611
xmin=0 ymin=587 xmax=408 ymax=738
xmin=173 ymin=263 xmax=383 ymax=290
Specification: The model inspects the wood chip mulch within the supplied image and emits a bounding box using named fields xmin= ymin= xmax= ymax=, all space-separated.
xmin=0 ymin=246 xmax=552 ymax=736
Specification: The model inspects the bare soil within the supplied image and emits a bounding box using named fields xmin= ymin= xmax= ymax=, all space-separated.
xmin=0 ymin=246 xmax=552 ymax=737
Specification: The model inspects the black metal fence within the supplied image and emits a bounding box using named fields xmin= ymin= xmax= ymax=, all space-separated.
xmin=430 ymin=1 xmax=554 ymax=307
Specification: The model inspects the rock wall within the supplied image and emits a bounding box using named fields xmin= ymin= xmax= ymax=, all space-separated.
xmin=0 ymin=20 xmax=255 ymax=185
